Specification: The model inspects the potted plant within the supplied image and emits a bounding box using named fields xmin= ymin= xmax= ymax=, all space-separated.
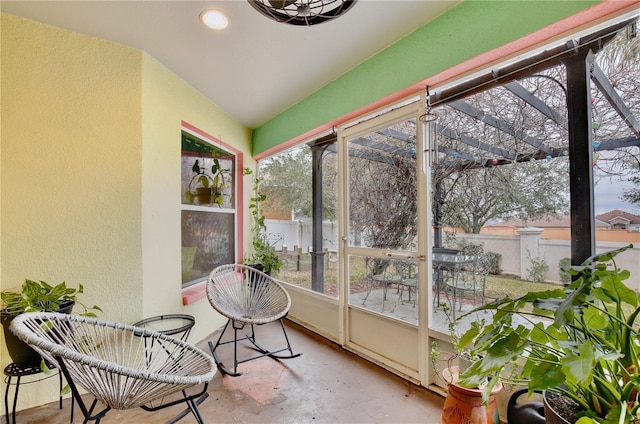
xmin=1 ymin=279 xmax=102 ymax=368
xmin=431 ymin=302 xmax=502 ymax=424
xmin=244 ymin=168 xmax=282 ymax=275
xmin=457 ymin=244 xmax=639 ymax=424
xmin=184 ymin=158 xmax=227 ymax=206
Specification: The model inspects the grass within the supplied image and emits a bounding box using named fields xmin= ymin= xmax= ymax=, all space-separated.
xmin=484 ymin=274 xmax=560 ymax=301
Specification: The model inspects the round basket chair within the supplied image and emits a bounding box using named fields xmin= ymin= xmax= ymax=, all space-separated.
xmin=10 ymin=312 xmax=216 ymax=424
xmin=206 ymin=264 xmax=301 ymax=376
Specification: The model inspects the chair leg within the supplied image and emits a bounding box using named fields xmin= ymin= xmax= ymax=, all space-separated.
xmin=361 ymin=278 xmax=375 ymax=305
xmin=278 ymin=319 xmax=299 ymax=359
xmin=165 ymin=391 xmax=209 ymax=424
xmin=208 ymin=319 xmax=243 ymax=377
xmin=209 ymin=318 xmax=302 ymax=377
xmin=410 ymin=286 xmax=416 ymax=307
xmin=178 ymin=389 xmax=206 ymax=424
xmin=249 ymin=319 xmax=302 ymax=361
xmin=53 ymin=356 xmax=111 ymax=423
xmin=186 ymin=398 xmax=205 ymax=424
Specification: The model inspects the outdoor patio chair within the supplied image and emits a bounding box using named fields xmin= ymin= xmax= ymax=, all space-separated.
xmin=206 ymin=264 xmax=301 ymax=377
xmin=432 ymin=247 xmax=460 ymax=305
xmin=361 ymin=257 xmax=401 ymax=309
xmin=470 ymin=252 xmax=495 ymax=305
xmin=9 ymin=312 xmax=216 ymax=424
xmin=396 ymin=260 xmax=418 ymax=308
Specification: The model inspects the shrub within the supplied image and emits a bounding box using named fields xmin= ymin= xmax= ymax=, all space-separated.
xmin=526 ymin=249 xmax=549 ymax=283
xmin=486 ymin=252 xmax=501 ymax=275
xmin=558 ymin=257 xmax=571 ymax=283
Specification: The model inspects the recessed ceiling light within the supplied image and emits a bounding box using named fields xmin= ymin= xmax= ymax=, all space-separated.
xmin=200 ymin=10 xmax=229 ymax=30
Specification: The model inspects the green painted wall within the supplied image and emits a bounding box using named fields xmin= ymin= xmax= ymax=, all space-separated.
xmin=252 ymin=0 xmax=600 ymax=155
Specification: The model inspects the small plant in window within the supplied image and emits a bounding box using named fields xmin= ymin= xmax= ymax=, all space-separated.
xmin=185 ymin=158 xmax=227 ymax=206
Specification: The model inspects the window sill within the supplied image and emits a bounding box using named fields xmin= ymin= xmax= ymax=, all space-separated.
xmin=182 ymin=284 xmax=206 ymax=305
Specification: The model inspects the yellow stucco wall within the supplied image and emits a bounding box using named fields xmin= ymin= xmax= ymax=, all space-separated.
xmin=140 ymin=53 xmax=253 ymax=341
xmin=1 ymin=13 xmax=252 ymax=412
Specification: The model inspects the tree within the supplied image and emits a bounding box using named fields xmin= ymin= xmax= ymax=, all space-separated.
xmin=348 ymin=149 xmax=417 ymax=249
xmin=591 ymin=24 xmax=640 ymax=204
xmin=259 ymin=145 xmax=338 ymax=221
xmin=432 ymin=22 xmax=639 ymax=232
xmin=437 ymin=160 xmax=569 ymax=234
xmin=432 ymin=65 xmax=572 ymax=233
xmin=621 ymin=172 xmax=640 ymax=206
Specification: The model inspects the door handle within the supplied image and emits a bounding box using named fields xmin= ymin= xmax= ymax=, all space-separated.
xmin=386 ymin=252 xmax=426 ymax=261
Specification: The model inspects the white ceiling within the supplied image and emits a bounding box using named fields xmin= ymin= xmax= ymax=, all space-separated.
xmin=2 ymin=1 xmax=459 ymax=128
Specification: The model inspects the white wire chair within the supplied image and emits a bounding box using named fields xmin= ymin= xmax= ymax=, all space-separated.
xmin=10 ymin=312 xmax=216 ymax=424
xmin=206 ymin=264 xmax=301 ymax=376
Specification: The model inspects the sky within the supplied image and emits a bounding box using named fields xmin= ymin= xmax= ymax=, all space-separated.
xmin=594 ymin=175 xmax=638 ymax=215
xmin=593 ymin=149 xmax=639 ymax=216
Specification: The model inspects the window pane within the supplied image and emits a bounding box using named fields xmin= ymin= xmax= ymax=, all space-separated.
xmin=181 ymin=210 xmax=235 ymax=285
xmin=182 ymin=132 xmax=235 ymax=209
xmin=348 ymin=254 xmax=418 ymax=324
xmin=347 ymin=120 xmax=418 ymax=252
xmin=258 ymin=144 xmax=338 ymax=296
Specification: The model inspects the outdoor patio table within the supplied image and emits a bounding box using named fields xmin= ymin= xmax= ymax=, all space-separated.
xmin=432 ymin=253 xmax=479 ymax=319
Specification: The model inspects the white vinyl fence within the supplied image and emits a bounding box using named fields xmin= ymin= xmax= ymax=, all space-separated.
xmin=265 ymin=219 xmax=339 ymax=253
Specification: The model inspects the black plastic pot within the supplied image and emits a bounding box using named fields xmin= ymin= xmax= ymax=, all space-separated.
xmin=248 ymin=263 xmax=271 ymax=276
xmin=543 ymin=390 xmax=571 ymax=424
xmin=1 ymin=301 xmax=74 ymax=368
xmin=506 ymin=387 xmax=578 ymax=423
xmin=507 ymin=388 xmax=545 ymax=424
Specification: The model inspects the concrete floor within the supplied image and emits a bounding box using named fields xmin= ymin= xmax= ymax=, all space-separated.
xmin=4 ymin=320 xmax=445 ymax=424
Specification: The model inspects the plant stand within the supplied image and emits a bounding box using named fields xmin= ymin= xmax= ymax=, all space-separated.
xmin=3 ymin=362 xmax=71 ymax=424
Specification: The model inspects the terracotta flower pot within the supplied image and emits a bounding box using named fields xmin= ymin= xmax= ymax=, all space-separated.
xmin=440 ymin=366 xmax=502 ymax=424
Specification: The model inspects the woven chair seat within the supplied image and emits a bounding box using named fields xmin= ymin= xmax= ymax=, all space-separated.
xmin=207 ymin=264 xmax=291 ymax=325
xmin=206 ymin=264 xmax=300 ymax=376
xmin=10 ymin=312 xmax=216 ymax=411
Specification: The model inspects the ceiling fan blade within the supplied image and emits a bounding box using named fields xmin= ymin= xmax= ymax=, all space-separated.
xmin=268 ymin=0 xmax=296 ymax=9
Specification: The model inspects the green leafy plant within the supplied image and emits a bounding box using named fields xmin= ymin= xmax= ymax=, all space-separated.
xmin=457 ymin=244 xmax=639 ymax=423
xmin=431 ymin=302 xmax=484 ymax=385
xmin=1 ymin=279 xmax=102 ymax=317
xmin=244 ymin=168 xmax=282 ymax=274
